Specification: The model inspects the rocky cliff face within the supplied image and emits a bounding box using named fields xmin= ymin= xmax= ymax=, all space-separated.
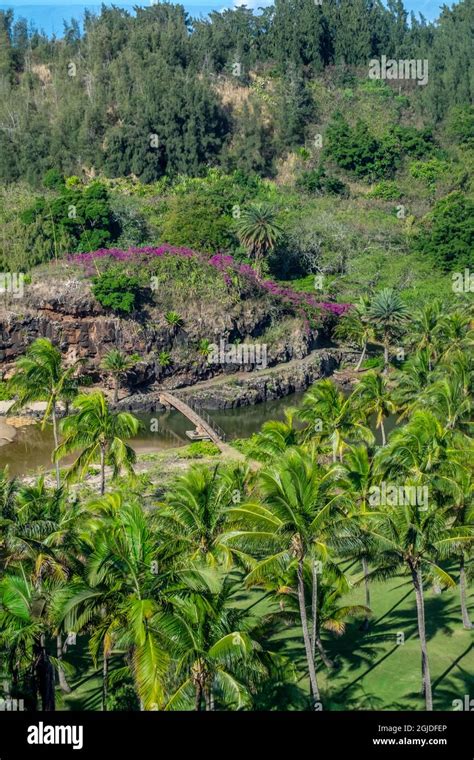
xmin=0 ymin=277 xmax=327 ymax=394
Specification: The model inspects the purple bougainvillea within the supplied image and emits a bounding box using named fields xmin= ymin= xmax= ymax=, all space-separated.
xmin=69 ymin=246 xmax=351 ymax=318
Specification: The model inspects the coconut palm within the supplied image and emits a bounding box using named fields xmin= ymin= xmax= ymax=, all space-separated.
xmin=409 ymin=301 xmax=442 ymax=371
xmin=366 ymin=501 xmax=472 ymax=710
xmin=100 ymin=349 xmax=140 ymax=405
xmin=435 ymin=311 xmax=473 ymax=362
xmin=353 ymin=371 xmax=396 ymax=446
xmin=54 ymin=392 xmax=140 ymax=495
xmin=418 ymin=374 xmax=472 ymax=437
xmin=162 ymin=577 xmax=269 ymax=711
xmin=8 ymin=338 xmax=80 ymax=488
xmin=236 ymin=203 xmax=283 ymax=275
xmin=368 ymin=289 xmax=409 ymax=373
xmin=156 ymin=464 xmax=248 ymax=570
xmin=334 ymin=297 xmax=375 ymax=371
xmin=298 ymin=379 xmax=374 ymax=462
xmin=393 ymin=349 xmax=432 ymax=418
xmin=226 ymin=448 xmax=355 ymax=708
xmin=247 ymin=409 xmax=300 ymax=463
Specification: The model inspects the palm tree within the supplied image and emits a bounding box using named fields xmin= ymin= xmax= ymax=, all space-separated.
xmin=298 ymin=379 xmax=374 ymax=462
xmin=368 ymin=289 xmax=409 ymax=373
xmin=162 ymin=578 xmax=267 ymax=711
xmin=54 ymin=392 xmax=140 ymax=495
xmin=435 ymin=311 xmax=473 ymax=363
xmin=366 ymin=501 xmax=472 ymax=711
xmin=247 ymin=409 xmax=300 ymax=463
xmin=353 ymin=371 xmax=396 ymax=446
xmin=236 ymin=203 xmax=283 ymax=276
xmin=409 ymin=301 xmax=442 ymax=371
xmin=373 ymin=410 xmax=473 ymax=709
xmin=8 ymin=338 xmax=80 ymax=488
xmin=393 ymin=349 xmax=432 ymax=418
xmin=334 ymin=297 xmax=375 ymax=371
xmin=156 ymin=464 xmax=247 ymax=570
xmin=226 ymin=448 xmax=353 ymax=709
xmin=100 ymin=349 xmax=140 ymax=405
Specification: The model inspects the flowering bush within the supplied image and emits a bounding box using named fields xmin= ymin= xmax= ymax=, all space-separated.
xmin=69 ymin=246 xmax=351 ymax=320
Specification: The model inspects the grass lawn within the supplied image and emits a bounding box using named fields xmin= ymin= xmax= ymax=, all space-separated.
xmin=58 ymin=568 xmax=473 ymax=712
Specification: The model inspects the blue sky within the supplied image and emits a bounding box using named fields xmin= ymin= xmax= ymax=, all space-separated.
xmin=0 ymin=0 xmax=455 ymax=37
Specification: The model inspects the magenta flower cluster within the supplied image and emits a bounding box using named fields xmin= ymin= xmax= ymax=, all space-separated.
xmin=69 ymin=246 xmax=351 ymax=317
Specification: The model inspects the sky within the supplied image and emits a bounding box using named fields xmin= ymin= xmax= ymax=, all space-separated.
xmin=0 ymin=0 xmax=455 ymax=38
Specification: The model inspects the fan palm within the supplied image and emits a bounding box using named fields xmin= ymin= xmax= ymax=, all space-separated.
xmin=100 ymin=349 xmax=140 ymax=405
xmin=53 ymin=392 xmax=140 ymax=495
xmin=8 ymin=338 xmax=80 ymax=488
xmin=368 ymin=289 xmax=409 ymax=373
xmin=236 ymin=203 xmax=283 ymax=275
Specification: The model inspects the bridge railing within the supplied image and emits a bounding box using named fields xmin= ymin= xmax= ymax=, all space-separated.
xmin=186 ymin=398 xmax=227 ymax=442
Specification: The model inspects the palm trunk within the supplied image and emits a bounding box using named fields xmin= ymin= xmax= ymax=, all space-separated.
xmin=51 ymin=401 xmax=61 ymax=489
xmin=380 ymin=419 xmax=386 ymax=446
xmin=356 ymin=343 xmax=367 ymax=371
xmin=383 ymin=337 xmax=390 ymax=375
xmin=194 ymin=683 xmax=203 ymax=711
xmin=113 ymin=376 xmax=119 ymax=406
xmin=311 ymin=559 xmax=318 ymax=659
xmin=100 ymin=444 xmax=106 ymax=496
xmin=361 ymin=555 xmax=371 ymax=631
xmin=204 ymin=686 xmax=212 ymax=711
xmin=297 ymin=559 xmax=321 ymax=707
xmin=459 ymin=556 xmax=473 ymax=630
xmin=35 ymin=636 xmax=56 ymax=711
xmin=56 ymin=633 xmax=71 ymax=693
xmin=102 ymin=650 xmax=108 ymax=711
xmin=410 ymin=563 xmax=433 ymax=710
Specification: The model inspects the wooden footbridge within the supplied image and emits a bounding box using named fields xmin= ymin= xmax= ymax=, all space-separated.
xmin=159 ymin=391 xmax=245 ymax=461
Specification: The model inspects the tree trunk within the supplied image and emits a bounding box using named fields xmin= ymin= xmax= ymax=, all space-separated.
xmin=459 ymin=556 xmax=473 ymax=630
xmin=194 ymin=683 xmax=202 ymax=711
xmin=51 ymin=402 xmax=61 ymax=489
xmin=356 ymin=343 xmax=367 ymax=371
xmin=380 ymin=419 xmax=386 ymax=446
xmin=315 ymin=636 xmax=334 ymax=669
xmin=100 ymin=444 xmax=106 ymax=496
xmin=113 ymin=376 xmax=119 ymax=406
xmin=361 ymin=555 xmax=371 ymax=631
xmin=34 ymin=637 xmax=56 ymax=711
xmin=102 ymin=650 xmax=108 ymax=711
xmin=297 ymin=559 xmax=321 ymax=707
xmin=56 ymin=634 xmax=71 ymax=693
xmin=383 ymin=338 xmax=390 ymax=375
xmin=410 ymin=564 xmax=433 ymax=711
xmin=311 ymin=559 xmax=318 ymax=659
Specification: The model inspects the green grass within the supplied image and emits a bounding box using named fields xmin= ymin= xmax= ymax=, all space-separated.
xmin=56 ymin=568 xmax=473 ymax=711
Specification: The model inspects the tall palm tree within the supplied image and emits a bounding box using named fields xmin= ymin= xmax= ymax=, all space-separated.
xmin=298 ymin=379 xmax=374 ymax=462
xmin=368 ymin=289 xmax=409 ymax=373
xmin=366 ymin=501 xmax=472 ymax=711
xmin=435 ymin=311 xmax=473 ymax=363
xmin=409 ymin=301 xmax=442 ymax=371
xmin=393 ymin=349 xmax=432 ymax=418
xmin=54 ymin=392 xmax=140 ymax=495
xmin=353 ymin=371 xmax=396 ymax=446
xmin=247 ymin=409 xmax=300 ymax=463
xmin=334 ymin=297 xmax=375 ymax=371
xmin=226 ymin=448 xmax=354 ymax=709
xmin=236 ymin=203 xmax=283 ymax=276
xmin=100 ymin=349 xmax=140 ymax=405
xmin=8 ymin=338 xmax=80 ymax=488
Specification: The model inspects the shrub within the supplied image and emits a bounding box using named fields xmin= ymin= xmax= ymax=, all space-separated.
xmin=325 ymin=115 xmax=398 ymax=180
xmin=296 ymin=166 xmax=347 ymax=196
xmin=409 ymin=159 xmax=449 ymax=187
xmin=368 ymin=181 xmax=402 ymax=201
xmin=415 ymin=191 xmax=474 ymax=271
xmin=178 ymin=441 xmax=220 ymax=459
xmin=91 ymin=268 xmax=142 ymax=314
